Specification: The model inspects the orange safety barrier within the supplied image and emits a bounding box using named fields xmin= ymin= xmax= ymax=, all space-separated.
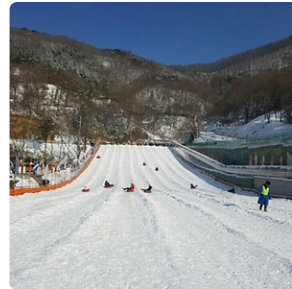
xmin=10 ymin=146 xmax=100 ymax=196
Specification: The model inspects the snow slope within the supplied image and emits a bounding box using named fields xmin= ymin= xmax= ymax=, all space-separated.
xmin=9 ymin=145 xmax=292 ymax=289
xmin=202 ymin=111 xmax=292 ymax=141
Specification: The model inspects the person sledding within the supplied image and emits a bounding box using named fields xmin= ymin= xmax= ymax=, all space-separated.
xmin=142 ymin=184 xmax=152 ymax=193
xmin=104 ymin=180 xmax=114 ymax=188
xmin=155 ymin=167 xmax=159 ymax=171
xmin=258 ymin=180 xmax=272 ymax=212
xmin=123 ymin=183 xmax=135 ymax=192
xmin=142 ymin=162 xmax=147 ymax=166
xmin=190 ymin=183 xmax=197 ymax=189
xmin=82 ymin=186 xmax=90 ymax=192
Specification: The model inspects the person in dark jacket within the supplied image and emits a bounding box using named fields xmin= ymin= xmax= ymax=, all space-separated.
xmin=144 ymin=184 xmax=152 ymax=191
xmin=258 ymin=180 xmax=271 ymax=212
xmin=142 ymin=184 xmax=152 ymax=192
xmin=190 ymin=183 xmax=197 ymax=189
xmin=104 ymin=180 xmax=114 ymax=187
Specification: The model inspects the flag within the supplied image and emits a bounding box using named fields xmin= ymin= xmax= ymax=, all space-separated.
xmin=32 ymin=161 xmax=39 ymax=172
xmin=14 ymin=156 xmax=19 ymax=181
xmin=10 ymin=158 xmax=14 ymax=171
xmin=44 ymin=164 xmax=49 ymax=179
xmin=29 ymin=158 xmax=33 ymax=169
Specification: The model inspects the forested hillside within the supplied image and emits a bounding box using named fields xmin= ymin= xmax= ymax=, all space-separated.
xmin=10 ymin=28 xmax=292 ymax=146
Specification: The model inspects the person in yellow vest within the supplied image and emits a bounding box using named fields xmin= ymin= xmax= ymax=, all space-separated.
xmin=257 ymin=180 xmax=271 ymax=212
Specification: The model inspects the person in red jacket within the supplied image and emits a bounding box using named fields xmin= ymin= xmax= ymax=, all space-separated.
xmin=123 ymin=183 xmax=135 ymax=192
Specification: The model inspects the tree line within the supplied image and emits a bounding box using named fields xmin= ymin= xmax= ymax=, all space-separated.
xmin=209 ymin=66 xmax=292 ymax=124
xmin=10 ymin=27 xmax=292 ymax=151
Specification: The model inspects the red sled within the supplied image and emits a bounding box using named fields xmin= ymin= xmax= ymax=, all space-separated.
xmin=96 ymin=155 xmax=101 ymax=159
xmin=104 ymin=185 xmax=114 ymax=188
xmin=126 ymin=188 xmax=134 ymax=192
xmin=82 ymin=187 xmax=90 ymax=192
xmin=190 ymin=184 xmax=197 ymax=189
xmin=142 ymin=189 xmax=152 ymax=193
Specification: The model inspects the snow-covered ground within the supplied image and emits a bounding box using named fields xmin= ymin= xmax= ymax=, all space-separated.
xmin=200 ymin=111 xmax=292 ymax=142
xmin=9 ymin=145 xmax=292 ymax=289
xmin=10 ymin=112 xmax=292 ymax=189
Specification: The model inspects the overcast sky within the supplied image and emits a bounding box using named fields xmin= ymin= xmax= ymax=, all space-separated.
xmin=8 ymin=1 xmax=292 ymax=66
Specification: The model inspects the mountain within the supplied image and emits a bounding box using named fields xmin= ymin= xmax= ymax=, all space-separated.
xmin=10 ymin=28 xmax=292 ymax=144
xmin=173 ymin=35 xmax=292 ymax=76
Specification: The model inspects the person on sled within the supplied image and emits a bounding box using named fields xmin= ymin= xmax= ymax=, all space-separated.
xmin=123 ymin=183 xmax=135 ymax=191
xmin=190 ymin=183 xmax=197 ymax=189
xmin=104 ymin=180 xmax=113 ymax=187
xmin=258 ymin=180 xmax=272 ymax=212
xmin=143 ymin=184 xmax=152 ymax=191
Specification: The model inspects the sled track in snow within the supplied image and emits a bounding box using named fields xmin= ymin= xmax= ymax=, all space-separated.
xmin=10 ymin=145 xmax=292 ymax=289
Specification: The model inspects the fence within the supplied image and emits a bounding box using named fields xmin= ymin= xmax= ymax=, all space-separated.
xmin=186 ymin=131 xmax=292 ymax=147
xmin=10 ymin=146 xmax=100 ymax=196
xmin=190 ymin=143 xmax=292 ymax=166
xmin=171 ymin=141 xmax=292 ymax=199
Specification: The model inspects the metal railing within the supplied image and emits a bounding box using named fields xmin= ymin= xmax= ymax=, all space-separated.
xmin=186 ymin=131 xmax=292 ymax=147
xmin=171 ymin=141 xmax=292 ymax=179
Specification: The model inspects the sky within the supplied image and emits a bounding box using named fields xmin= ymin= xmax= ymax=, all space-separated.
xmin=7 ymin=1 xmax=292 ymax=66
xmin=9 ymin=143 xmax=292 ymax=289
